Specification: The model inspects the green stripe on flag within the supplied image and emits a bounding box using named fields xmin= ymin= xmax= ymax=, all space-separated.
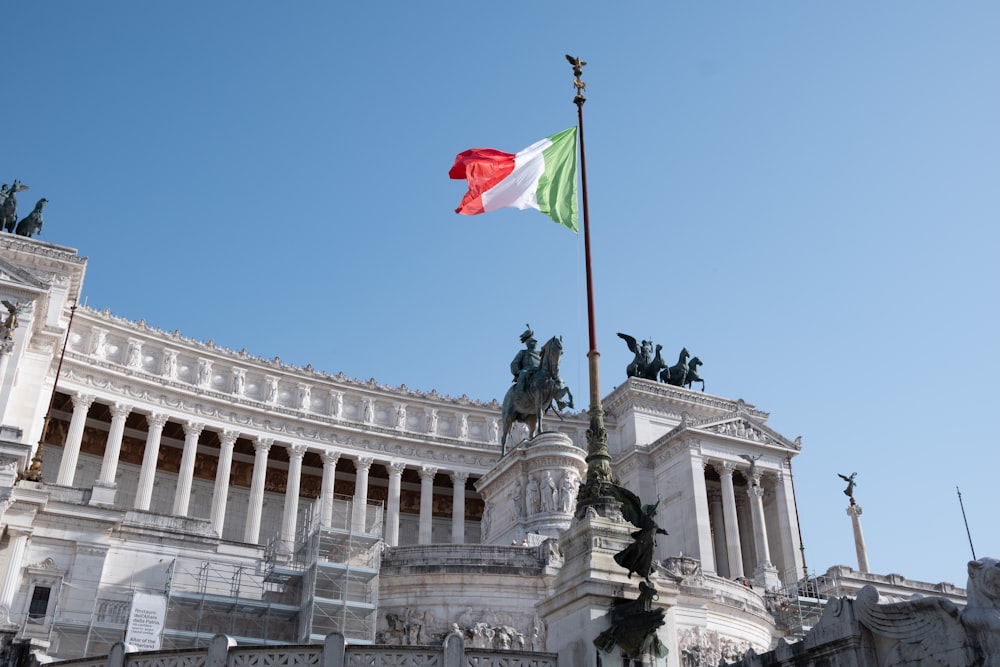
xmin=536 ymin=127 xmax=579 ymax=233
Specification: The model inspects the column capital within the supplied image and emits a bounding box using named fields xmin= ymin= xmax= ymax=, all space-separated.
xmin=183 ymin=421 xmax=204 ymax=438
xmin=71 ymin=392 xmax=96 ymax=410
xmin=718 ymin=461 xmax=738 ymax=476
xmin=419 ymin=465 xmax=438 ymax=481
xmin=355 ymin=456 xmax=374 ymax=472
xmin=219 ymin=430 xmax=239 ymax=447
xmin=450 ymin=470 xmax=470 ymax=485
xmin=253 ymin=436 xmax=274 ymax=453
xmin=110 ymin=402 xmax=132 ymax=420
xmin=146 ymin=412 xmax=169 ymax=429
xmin=748 ymin=484 xmax=765 ymax=499
xmin=7 ymin=526 xmax=32 ymax=539
xmin=286 ymin=443 xmax=308 ymax=460
xmin=321 ymin=450 xmax=341 ymax=466
xmin=387 ymin=460 xmax=406 ymax=476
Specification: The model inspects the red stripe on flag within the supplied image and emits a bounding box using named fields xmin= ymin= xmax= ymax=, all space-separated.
xmin=449 ymin=148 xmax=516 ymax=215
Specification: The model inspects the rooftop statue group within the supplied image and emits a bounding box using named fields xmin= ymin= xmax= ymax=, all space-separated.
xmin=617 ymin=333 xmax=705 ymax=391
xmin=0 ymin=180 xmax=48 ymax=238
xmin=500 ymin=325 xmax=574 ymax=455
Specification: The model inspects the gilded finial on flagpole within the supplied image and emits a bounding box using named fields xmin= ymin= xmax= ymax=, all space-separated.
xmin=566 ymin=54 xmax=587 ymax=105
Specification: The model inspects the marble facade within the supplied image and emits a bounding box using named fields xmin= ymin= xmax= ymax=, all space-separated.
xmin=0 ymin=233 xmax=964 ymax=666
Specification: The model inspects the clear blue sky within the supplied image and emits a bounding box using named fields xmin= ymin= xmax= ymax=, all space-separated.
xmin=6 ymin=2 xmax=998 ymax=589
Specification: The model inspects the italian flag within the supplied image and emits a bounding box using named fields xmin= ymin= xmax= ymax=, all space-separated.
xmin=449 ymin=127 xmax=579 ymax=233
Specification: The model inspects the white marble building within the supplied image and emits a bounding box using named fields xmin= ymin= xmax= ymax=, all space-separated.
xmin=0 ymin=233 xmax=953 ymax=666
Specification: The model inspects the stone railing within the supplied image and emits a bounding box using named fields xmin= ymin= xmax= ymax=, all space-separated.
xmin=49 ymin=632 xmax=557 ymax=667
xmin=380 ymin=543 xmax=546 ymax=575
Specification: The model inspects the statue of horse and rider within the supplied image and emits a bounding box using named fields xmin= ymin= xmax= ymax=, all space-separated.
xmin=618 ymin=332 xmax=705 ymax=391
xmin=500 ymin=325 xmax=574 ymax=455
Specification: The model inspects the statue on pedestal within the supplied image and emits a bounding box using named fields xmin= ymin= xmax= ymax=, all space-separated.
xmin=593 ymin=483 xmax=669 ymax=662
xmin=500 ymin=327 xmax=574 ymax=454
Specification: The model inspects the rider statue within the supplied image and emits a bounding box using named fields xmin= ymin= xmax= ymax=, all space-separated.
xmin=510 ymin=325 xmax=541 ymax=394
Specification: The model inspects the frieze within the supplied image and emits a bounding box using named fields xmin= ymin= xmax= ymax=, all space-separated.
xmin=58 ymin=365 xmax=502 ymax=467
xmin=0 ymin=236 xmax=85 ymax=264
xmin=604 ymin=378 xmax=769 ymax=420
xmin=75 ymin=306 xmax=499 ymax=407
xmin=651 ymin=437 xmax=698 ymax=467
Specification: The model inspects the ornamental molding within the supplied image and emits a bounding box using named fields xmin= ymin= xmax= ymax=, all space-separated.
xmin=73 ymin=305 xmax=501 ymax=408
xmin=0 ymin=255 xmax=52 ymax=292
xmin=644 ymin=408 xmax=799 ymax=457
xmin=0 ymin=236 xmax=86 ymax=266
xmin=603 ymin=378 xmax=769 ymax=421
xmin=58 ymin=366 xmax=499 ymax=467
xmin=25 ymin=556 xmax=63 ymax=574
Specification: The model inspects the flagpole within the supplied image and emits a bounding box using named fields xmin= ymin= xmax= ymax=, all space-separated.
xmin=568 ymin=55 xmax=615 ymax=511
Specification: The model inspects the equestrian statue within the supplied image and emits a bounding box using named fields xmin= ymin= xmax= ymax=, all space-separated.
xmin=501 ymin=325 xmax=574 ymax=455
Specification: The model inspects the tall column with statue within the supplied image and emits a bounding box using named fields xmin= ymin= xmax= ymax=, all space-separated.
xmin=839 ymin=472 xmax=870 ymax=573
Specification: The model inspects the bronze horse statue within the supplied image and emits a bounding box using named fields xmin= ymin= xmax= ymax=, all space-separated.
xmin=501 ymin=336 xmax=573 ymax=455
xmin=684 ymin=357 xmax=705 ymax=391
xmin=659 ymin=347 xmax=690 ymax=386
xmin=0 ymin=181 xmax=28 ymax=234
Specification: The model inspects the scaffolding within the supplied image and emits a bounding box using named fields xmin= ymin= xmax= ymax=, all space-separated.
xmin=41 ymin=496 xmax=382 ymax=659
xmin=265 ymin=494 xmax=383 ymax=644
xmin=765 ymin=575 xmax=829 ymax=640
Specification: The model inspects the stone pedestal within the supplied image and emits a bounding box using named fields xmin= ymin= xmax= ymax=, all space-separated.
xmin=89 ymin=481 xmax=117 ymax=507
xmin=537 ymin=509 xmax=676 ymax=666
xmin=475 ymin=432 xmax=586 ymax=546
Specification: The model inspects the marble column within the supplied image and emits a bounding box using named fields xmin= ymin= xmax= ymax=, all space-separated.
xmin=172 ymin=422 xmax=204 ymax=516
xmin=244 ymin=437 xmax=273 ymax=544
xmin=847 ymin=500 xmax=870 ymax=573
xmin=418 ymin=466 xmax=437 ymax=545
xmin=55 ymin=393 xmax=95 ymax=486
xmin=385 ymin=461 xmax=405 ymax=547
xmin=771 ymin=468 xmax=802 ymax=582
xmin=209 ymin=430 xmax=239 ymax=536
xmin=352 ymin=456 xmax=373 ymax=532
xmin=319 ymin=451 xmax=340 ymax=527
xmin=91 ymin=403 xmax=132 ymax=506
xmin=718 ymin=462 xmax=745 ymax=578
xmin=281 ymin=444 xmax=307 ymax=549
xmin=97 ymin=403 xmax=131 ymax=486
xmin=451 ymin=471 xmax=469 ymax=544
xmin=134 ymin=413 xmax=168 ymax=511
xmin=0 ymin=527 xmax=30 ymax=614
xmin=747 ymin=482 xmax=773 ymax=570
xmin=708 ymin=490 xmax=729 ymax=578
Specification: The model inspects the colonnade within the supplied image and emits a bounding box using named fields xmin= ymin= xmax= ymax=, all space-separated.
xmin=704 ymin=460 xmax=787 ymax=584
xmin=51 ymin=391 xmax=477 ymax=548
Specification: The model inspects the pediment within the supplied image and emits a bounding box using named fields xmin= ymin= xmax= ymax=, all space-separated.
xmin=0 ymin=255 xmax=50 ymax=294
xmin=653 ymin=411 xmax=801 ymax=451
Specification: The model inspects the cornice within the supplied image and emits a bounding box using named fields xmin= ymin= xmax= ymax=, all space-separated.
xmin=75 ymin=306 xmax=501 ymax=408
xmin=603 ymin=377 xmax=769 ymax=421
xmin=57 ymin=367 xmax=499 ymax=470
xmin=0 ymin=236 xmax=85 ymax=266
